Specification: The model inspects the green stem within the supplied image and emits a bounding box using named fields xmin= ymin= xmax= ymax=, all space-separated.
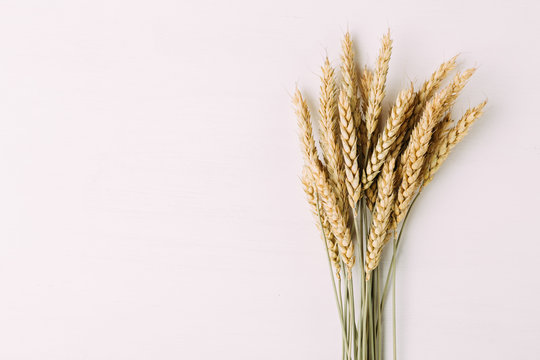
xmin=392 ymin=233 xmax=398 ymax=360
xmin=315 ymin=195 xmax=349 ymax=345
xmin=380 ymin=194 xmax=419 ymax=312
xmin=348 ymin=278 xmax=355 ymax=360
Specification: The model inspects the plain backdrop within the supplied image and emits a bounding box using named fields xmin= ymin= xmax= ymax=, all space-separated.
xmin=0 ymin=0 xmax=539 ymax=359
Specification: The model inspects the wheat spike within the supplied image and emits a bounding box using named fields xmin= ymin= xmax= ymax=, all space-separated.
xmin=341 ymin=32 xmax=359 ymax=123
xmin=359 ymin=65 xmax=372 ymax=117
xmin=357 ymin=66 xmax=372 ymax=158
xmin=338 ymin=87 xmax=361 ymax=210
xmin=362 ymin=83 xmax=415 ymax=190
xmin=365 ymin=30 xmax=392 ymax=142
xmin=295 ymin=89 xmax=355 ymax=273
xmin=441 ymin=68 xmax=476 ymax=111
xmin=301 ymin=167 xmax=341 ymax=277
xmin=341 ymin=33 xmax=366 ymax=169
xmin=424 ymin=100 xmax=487 ymax=185
xmin=395 ymin=56 xmax=458 ymax=158
xmin=319 ymin=58 xmax=347 ymax=208
xmin=311 ymin=161 xmax=356 ymax=274
xmin=365 ymin=181 xmax=377 ymax=211
xmin=393 ymin=87 xmax=450 ymax=224
xmin=294 ymin=88 xmax=319 ymax=165
xmin=423 ymin=113 xmax=453 ymax=176
xmin=365 ymin=157 xmax=397 ymax=275
xmin=413 ymin=55 xmax=458 ymax=119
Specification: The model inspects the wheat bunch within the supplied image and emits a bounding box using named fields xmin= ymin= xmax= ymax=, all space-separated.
xmin=295 ymin=31 xmax=486 ymax=360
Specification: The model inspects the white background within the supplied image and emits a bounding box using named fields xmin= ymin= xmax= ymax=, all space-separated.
xmin=0 ymin=0 xmax=538 ymax=359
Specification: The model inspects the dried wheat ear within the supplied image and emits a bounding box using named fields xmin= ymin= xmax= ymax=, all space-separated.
xmin=295 ymin=31 xmax=486 ymax=276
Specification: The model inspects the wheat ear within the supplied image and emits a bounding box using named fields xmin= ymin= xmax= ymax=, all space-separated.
xmin=319 ymin=58 xmax=347 ymax=207
xmin=294 ymin=89 xmax=355 ymax=273
xmin=393 ymin=87 xmax=450 ymax=224
xmin=365 ymin=157 xmax=397 ymax=275
xmin=359 ymin=65 xmax=372 ymax=116
xmin=301 ymin=167 xmax=341 ymax=277
xmin=365 ymin=181 xmax=377 ymax=211
xmin=338 ymin=87 xmax=361 ymax=210
xmin=341 ymin=32 xmax=360 ymax=125
xmin=413 ymin=55 xmax=458 ymax=118
xmin=362 ymin=83 xmax=415 ymax=190
xmin=394 ymin=56 xmax=458 ymax=157
xmin=424 ymin=100 xmax=487 ymax=185
xmin=311 ymin=161 xmax=356 ymax=274
xmin=423 ymin=113 xmax=453 ymax=180
xmin=294 ymin=88 xmax=319 ymax=165
xmin=441 ymin=68 xmax=476 ymax=111
xmin=365 ymin=30 xmax=392 ymax=142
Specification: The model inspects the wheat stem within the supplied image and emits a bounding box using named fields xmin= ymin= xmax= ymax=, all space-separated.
xmin=316 ymin=194 xmax=348 ymax=341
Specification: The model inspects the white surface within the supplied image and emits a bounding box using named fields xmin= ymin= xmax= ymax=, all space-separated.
xmin=0 ymin=0 xmax=538 ymax=359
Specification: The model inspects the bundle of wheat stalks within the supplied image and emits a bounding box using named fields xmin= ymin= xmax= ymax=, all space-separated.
xmin=295 ymin=30 xmax=486 ymax=360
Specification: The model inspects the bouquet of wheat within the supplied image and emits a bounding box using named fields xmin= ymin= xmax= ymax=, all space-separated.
xmin=295 ymin=31 xmax=486 ymax=360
